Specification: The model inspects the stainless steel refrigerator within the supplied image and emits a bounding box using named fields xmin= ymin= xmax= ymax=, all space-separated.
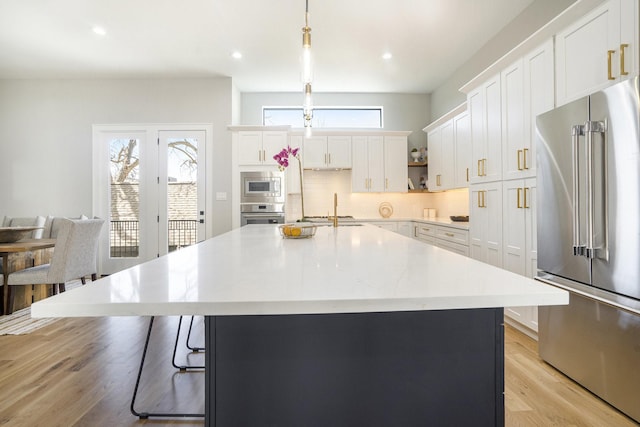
xmin=536 ymin=77 xmax=640 ymax=423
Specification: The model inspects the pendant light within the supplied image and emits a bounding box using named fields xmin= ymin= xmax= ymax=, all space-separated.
xmin=302 ymin=0 xmax=313 ymax=136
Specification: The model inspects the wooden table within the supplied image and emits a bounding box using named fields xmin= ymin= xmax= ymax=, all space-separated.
xmin=0 ymin=239 xmax=55 ymax=315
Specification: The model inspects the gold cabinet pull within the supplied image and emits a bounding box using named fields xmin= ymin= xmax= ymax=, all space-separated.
xmin=620 ymin=43 xmax=629 ymax=76
xmin=328 ymin=153 xmax=332 ymax=165
xmin=445 ymin=232 xmax=454 ymax=237
xmin=436 ymin=174 xmax=441 ymax=186
xmin=477 ymin=159 xmax=482 ymax=177
xmin=466 ymin=167 xmax=469 ymax=182
xmin=482 ymin=190 xmax=486 ymax=208
xmin=523 ymin=148 xmax=529 ymax=169
xmin=477 ymin=191 xmax=482 ymax=207
xmin=517 ymin=150 xmax=523 ymax=170
xmin=483 ymin=158 xmax=487 ymax=176
xmin=524 ymin=187 xmax=530 ymax=209
xmin=608 ymin=50 xmax=616 ymax=80
xmin=517 ymin=188 xmax=523 ymax=208
xmin=385 ymin=178 xmax=389 ymax=189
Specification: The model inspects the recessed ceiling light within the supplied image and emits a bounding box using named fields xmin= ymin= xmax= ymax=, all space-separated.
xmin=382 ymin=52 xmax=392 ymax=60
xmin=232 ymin=51 xmax=242 ymax=59
xmin=92 ymin=26 xmax=106 ymax=36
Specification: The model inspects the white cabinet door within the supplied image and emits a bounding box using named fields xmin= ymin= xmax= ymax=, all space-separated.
xmin=501 ymin=58 xmax=526 ymax=181
xmin=397 ymin=222 xmax=413 ymax=237
xmin=555 ymin=1 xmax=634 ymax=106
xmin=238 ymin=131 xmax=287 ymax=166
xmin=469 ymin=74 xmax=501 ymax=183
xmin=453 ymin=111 xmax=471 ymax=188
xmin=351 ymin=136 xmax=384 ymax=192
xmin=368 ymin=137 xmax=385 ymax=192
xmin=351 ymin=136 xmax=370 ymax=192
xmin=503 ymin=178 xmax=538 ymax=332
xmin=469 ymin=182 xmax=502 ymax=267
xmin=484 ymin=75 xmax=502 ymax=183
xmin=523 ymin=39 xmax=554 ymax=179
xmin=238 ymin=131 xmax=264 ymax=165
xmin=262 ymin=131 xmax=288 ymax=166
xmin=440 ymin=120 xmax=455 ymax=190
xmin=327 ymin=136 xmax=352 ymax=169
xmin=427 ymin=127 xmax=442 ymax=190
xmin=384 ymin=136 xmax=408 ymax=192
xmin=352 ymin=136 xmax=405 ymax=193
xmin=303 ymin=136 xmax=329 ymax=169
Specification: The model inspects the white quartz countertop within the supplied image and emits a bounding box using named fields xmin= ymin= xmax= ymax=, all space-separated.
xmin=32 ymin=224 xmax=567 ymax=318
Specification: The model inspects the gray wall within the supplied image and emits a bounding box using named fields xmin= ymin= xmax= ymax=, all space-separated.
xmin=241 ymin=92 xmax=431 ymax=151
xmin=430 ymin=0 xmax=576 ymax=119
xmin=0 ymin=78 xmax=234 ymax=236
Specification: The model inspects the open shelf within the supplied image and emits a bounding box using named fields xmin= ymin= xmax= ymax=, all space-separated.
xmin=408 ymin=161 xmax=427 ymax=167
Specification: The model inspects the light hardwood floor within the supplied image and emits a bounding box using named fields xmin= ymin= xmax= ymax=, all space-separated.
xmin=0 ymin=317 xmax=637 ymax=426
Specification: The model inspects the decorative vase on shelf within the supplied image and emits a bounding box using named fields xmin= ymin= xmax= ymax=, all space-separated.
xmin=410 ymin=151 xmax=421 ymax=162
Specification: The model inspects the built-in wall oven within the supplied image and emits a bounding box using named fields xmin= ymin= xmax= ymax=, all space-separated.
xmin=240 ymin=171 xmax=285 ymax=226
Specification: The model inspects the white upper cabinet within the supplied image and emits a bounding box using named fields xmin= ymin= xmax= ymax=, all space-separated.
xmin=352 ymin=135 xmax=408 ymax=193
xmin=469 ymin=73 xmax=502 ymax=184
xmin=522 ymin=39 xmax=554 ymax=179
xmin=303 ymin=136 xmax=351 ymax=169
xmin=453 ymin=111 xmax=471 ymax=188
xmin=556 ymin=0 xmax=638 ymax=106
xmin=501 ymin=58 xmax=526 ymax=181
xmin=501 ymin=39 xmax=554 ymax=181
xmin=424 ymin=104 xmax=469 ymax=191
xmin=383 ymin=136 xmax=409 ymax=192
xmin=238 ymin=131 xmax=287 ymax=166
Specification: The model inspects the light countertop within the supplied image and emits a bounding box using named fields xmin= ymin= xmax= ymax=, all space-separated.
xmin=32 ymin=224 xmax=566 ymax=318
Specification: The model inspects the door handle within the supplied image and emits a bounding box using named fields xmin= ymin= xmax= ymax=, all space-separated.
xmin=607 ymin=50 xmax=616 ymax=80
xmin=524 ymin=187 xmax=529 ymax=209
xmin=572 ymin=124 xmax=585 ymax=256
xmin=517 ymin=188 xmax=523 ymax=208
xmin=585 ymin=120 xmax=606 ymax=259
xmin=477 ymin=159 xmax=482 ymax=177
xmin=517 ymin=150 xmax=523 ymax=170
xmin=620 ymin=43 xmax=629 ymax=76
xmin=482 ymin=190 xmax=486 ymax=208
xmin=523 ymin=148 xmax=529 ymax=170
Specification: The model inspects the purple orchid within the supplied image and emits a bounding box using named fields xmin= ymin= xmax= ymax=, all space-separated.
xmin=273 ymin=146 xmax=300 ymax=171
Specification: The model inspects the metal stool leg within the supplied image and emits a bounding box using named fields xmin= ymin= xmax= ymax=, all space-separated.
xmin=130 ymin=316 xmax=204 ymax=419
xmin=172 ymin=315 xmax=205 ymax=371
xmin=186 ymin=315 xmax=205 ymax=352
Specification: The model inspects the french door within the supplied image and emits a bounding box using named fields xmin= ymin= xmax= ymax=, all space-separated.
xmin=93 ymin=125 xmax=210 ymax=274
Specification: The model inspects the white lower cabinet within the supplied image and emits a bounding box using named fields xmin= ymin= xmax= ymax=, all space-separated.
xmin=503 ymin=178 xmax=538 ymax=333
xmin=396 ymin=221 xmax=413 ymax=237
xmin=413 ymin=222 xmax=469 ymax=257
xmin=368 ymin=221 xmax=398 ymax=232
xmin=469 ymin=182 xmax=503 ymax=268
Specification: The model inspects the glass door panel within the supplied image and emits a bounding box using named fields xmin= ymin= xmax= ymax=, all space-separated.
xmin=159 ymin=130 xmax=206 ymax=255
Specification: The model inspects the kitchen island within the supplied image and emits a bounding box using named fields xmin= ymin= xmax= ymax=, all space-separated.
xmin=32 ymin=224 xmax=568 ymax=426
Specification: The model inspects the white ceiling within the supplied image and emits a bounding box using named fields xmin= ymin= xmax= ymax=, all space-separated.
xmin=0 ymin=0 xmax=537 ymax=93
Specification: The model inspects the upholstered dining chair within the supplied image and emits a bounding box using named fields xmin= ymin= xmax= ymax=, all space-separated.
xmin=5 ymin=217 xmax=105 ymax=314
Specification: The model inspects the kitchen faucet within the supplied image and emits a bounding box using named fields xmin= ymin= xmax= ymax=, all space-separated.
xmin=331 ymin=193 xmax=338 ymax=227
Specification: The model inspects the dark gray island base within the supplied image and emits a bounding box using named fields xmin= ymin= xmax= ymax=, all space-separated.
xmin=204 ymin=308 xmax=505 ymax=427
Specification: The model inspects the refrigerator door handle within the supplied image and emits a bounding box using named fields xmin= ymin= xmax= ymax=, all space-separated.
xmin=572 ymin=124 xmax=585 ymax=256
xmin=585 ymin=120 xmax=606 ymax=259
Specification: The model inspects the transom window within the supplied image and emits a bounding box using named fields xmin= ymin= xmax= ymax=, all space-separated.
xmin=263 ymin=107 xmax=383 ymax=128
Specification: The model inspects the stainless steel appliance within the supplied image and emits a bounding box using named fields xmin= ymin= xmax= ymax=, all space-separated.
xmin=240 ymin=171 xmax=285 ymax=226
xmin=241 ymin=171 xmax=285 ymax=205
xmin=240 ymin=203 xmax=285 ymax=226
xmin=536 ymin=77 xmax=640 ymax=423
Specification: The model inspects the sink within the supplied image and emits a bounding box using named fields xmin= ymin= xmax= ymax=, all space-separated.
xmin=315 ymin=223 xmax=363 ymax=227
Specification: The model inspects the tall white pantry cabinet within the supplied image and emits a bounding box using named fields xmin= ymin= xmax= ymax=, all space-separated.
xmin=461 ymin=39 xmax=554 ymax=334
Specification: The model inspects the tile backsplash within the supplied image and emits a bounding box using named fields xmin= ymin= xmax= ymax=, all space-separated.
xmin=285 ymin=170 xmax=469 ymax=220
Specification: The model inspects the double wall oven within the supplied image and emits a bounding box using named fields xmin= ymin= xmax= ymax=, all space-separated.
xmin=240 ymin=171 xmax=285 ymax=226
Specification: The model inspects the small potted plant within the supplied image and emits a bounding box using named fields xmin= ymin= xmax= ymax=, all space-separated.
xmin=410 ymin=148 xmax=421 ymax=162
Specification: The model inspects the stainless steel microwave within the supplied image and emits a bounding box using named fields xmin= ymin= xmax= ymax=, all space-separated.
xmin=241 ymin=171 xmax=285 ymax=204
